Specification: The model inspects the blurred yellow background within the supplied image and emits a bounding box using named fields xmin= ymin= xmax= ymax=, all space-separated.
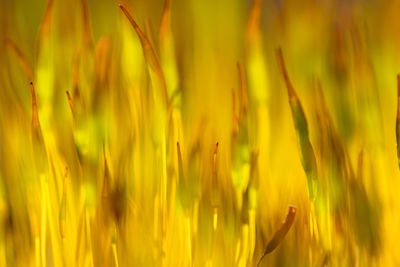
xmin=1 ymin=0 xmax=400 ymax=266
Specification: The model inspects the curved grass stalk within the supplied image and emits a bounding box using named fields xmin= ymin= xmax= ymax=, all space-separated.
xmin=119 ymin=4 xmax=168 ymax=107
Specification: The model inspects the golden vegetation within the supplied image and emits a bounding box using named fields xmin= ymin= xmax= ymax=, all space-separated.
xmin=1 ymin=0 xmax=400 ymax=266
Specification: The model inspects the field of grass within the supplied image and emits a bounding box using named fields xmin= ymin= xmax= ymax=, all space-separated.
xmin=1 ymin=0 xmax=400 ymax=266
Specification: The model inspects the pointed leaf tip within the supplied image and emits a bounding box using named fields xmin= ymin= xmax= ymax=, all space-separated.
xmin=257 ymin=206 xmax=297 ymax=266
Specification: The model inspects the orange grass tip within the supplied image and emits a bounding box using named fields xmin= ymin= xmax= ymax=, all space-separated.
xmin=276 ymin=48 xmax=297 ymax=101
xmin=118 ymin=4 xmax=147 ymax=54
xmin=118 ymin=5 xmax=140 ymax=33
xmin=214 ymin=142 xmax=219 ymax=154
xmin=119 ymin=3 xmax=168 ymax=106
xmin=257 ymin=205 xmax=297 ymax=266
xmin=66 ymin=91 xmax=74 ymax=113
xmin=159 ymin=0 xmax=172 ymax=37
xmin=29 ymin=82 xmax=40 ymax=129
xmin=79 ymin=0 xmax=93 ymax=47
xmin=66 ymin=91 xmax=72 ymax=102
xmin=213 ymin=142 xmax=219 ymax=170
